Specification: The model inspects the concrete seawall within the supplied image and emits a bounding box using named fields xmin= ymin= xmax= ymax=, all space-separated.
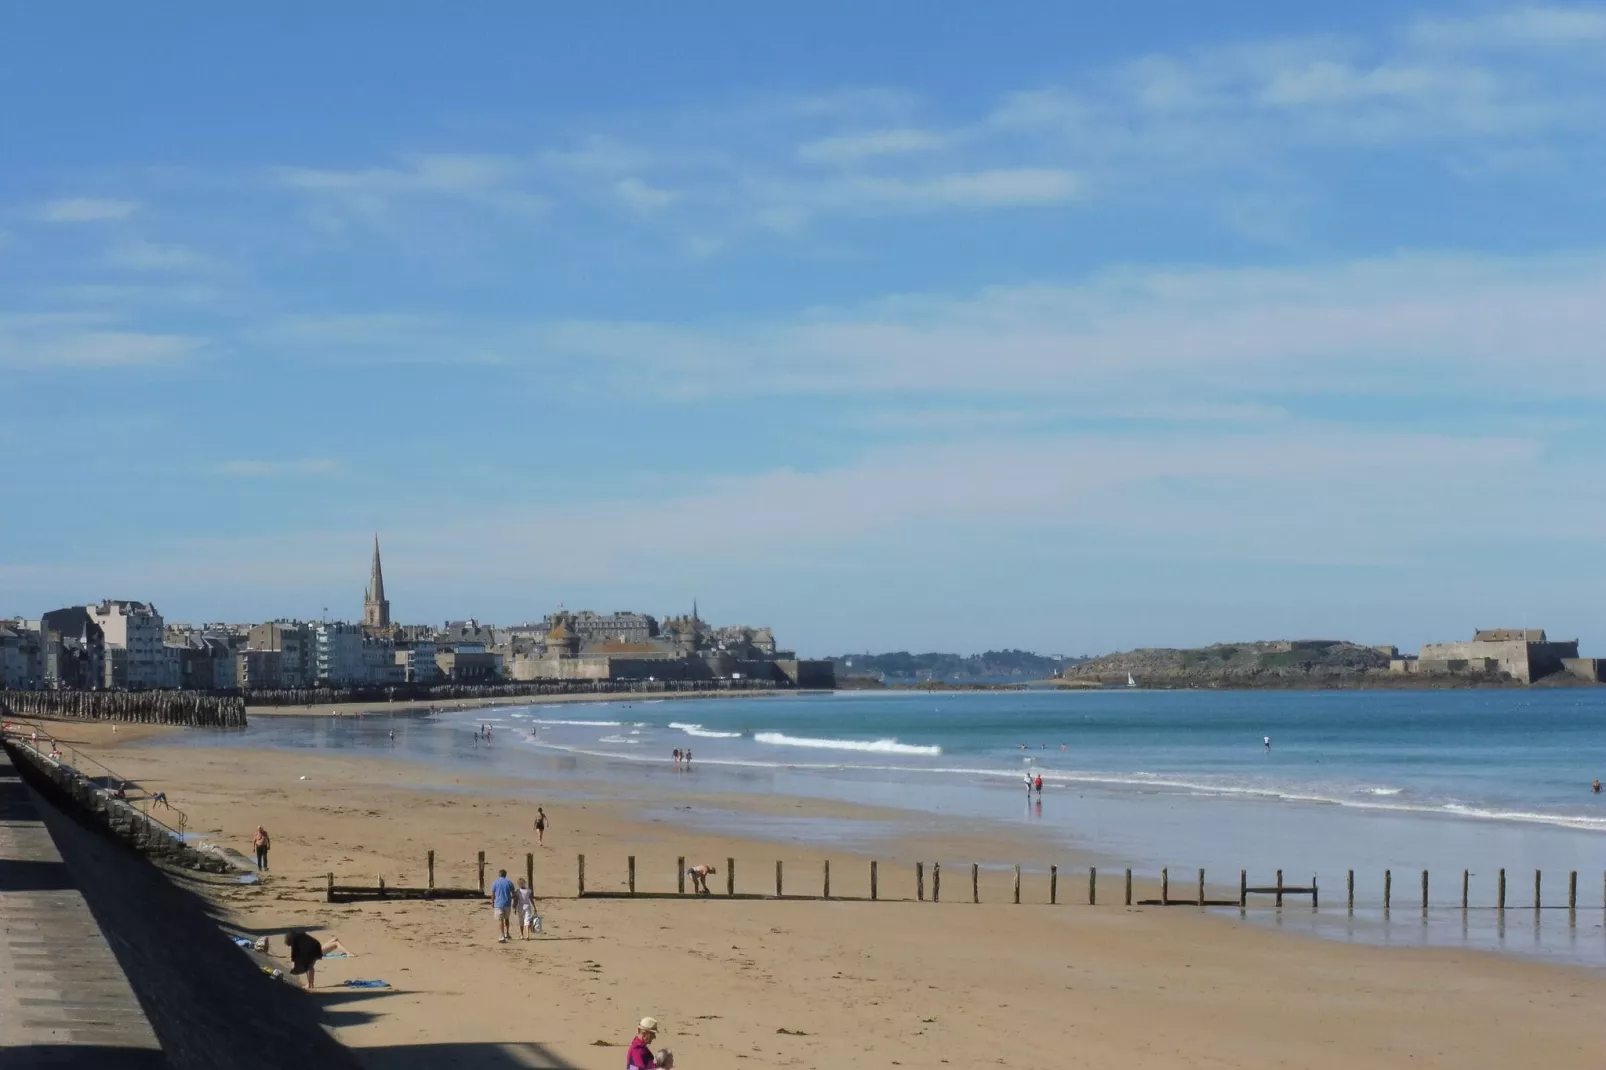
xmin=3 ymin=738 xmax=364 ymax=1070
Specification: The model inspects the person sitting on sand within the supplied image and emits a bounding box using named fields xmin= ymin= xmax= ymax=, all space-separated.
xmin=285 ymin=930 xmax=323 ymax=989
xmin=628 ymin=1016 xmax=674 ymax=1068
xmin=687 ymin=863 xmax=716 ymax=895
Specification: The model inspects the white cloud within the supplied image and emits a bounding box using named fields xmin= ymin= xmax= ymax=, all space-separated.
xmin=826 ymin=168 xmax=1079 ymax=213
xmin=37 ymin=198 xmax=139 ymax=223
xmin=613 ymin=177 xmax=678 ymax=215
xmin=213 ymin=458 xmax=342 ymax=477
xmin=797 ymin=128 xmax=948 ymax=164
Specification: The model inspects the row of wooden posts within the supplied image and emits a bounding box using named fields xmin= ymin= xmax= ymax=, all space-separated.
xmin=325 ymin=853 xmax=1606 ymax=915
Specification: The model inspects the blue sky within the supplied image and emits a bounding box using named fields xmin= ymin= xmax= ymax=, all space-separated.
xmin=4 ymin=2 xmax=1606 ymax=656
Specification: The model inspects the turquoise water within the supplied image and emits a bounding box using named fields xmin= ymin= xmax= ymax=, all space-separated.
xmin=174 ymin=688 xmax=1606 ymax=965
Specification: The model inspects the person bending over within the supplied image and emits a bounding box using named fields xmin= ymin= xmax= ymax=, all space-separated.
xmin=686 ymin=863 xmax=716 ymax=895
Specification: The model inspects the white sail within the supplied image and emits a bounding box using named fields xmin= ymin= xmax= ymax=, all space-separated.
xmin=1127 ymin=672 xmax=1137 ymax=687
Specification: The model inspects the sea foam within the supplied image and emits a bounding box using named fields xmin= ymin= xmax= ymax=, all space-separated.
xmin=669 ymin=722 xmax=743 ymax=739
xmin=753 ymin=731 xmax=942 ymax=756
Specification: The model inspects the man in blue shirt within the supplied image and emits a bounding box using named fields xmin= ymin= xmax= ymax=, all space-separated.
xmin=490 ymin=869 xmax=517 ymax=943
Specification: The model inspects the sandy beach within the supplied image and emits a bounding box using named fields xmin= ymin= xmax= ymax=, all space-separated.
xmin=32 ymin=719 xmax=1606 ymax=1069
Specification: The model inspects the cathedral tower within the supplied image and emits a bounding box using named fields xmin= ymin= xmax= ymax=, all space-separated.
xmin=363 ymin=535 xmax=391 ymax=630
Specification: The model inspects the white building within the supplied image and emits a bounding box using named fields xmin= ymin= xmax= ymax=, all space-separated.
xmin=395 ymin=642 xmax=440 ymax=683
xmin=314 ymin=623 xmax=366 ymax=685
xmin=87 ymin=600 xmax=167 ymax=689
xmin=361 ymin=635 xmax=405 ymax=685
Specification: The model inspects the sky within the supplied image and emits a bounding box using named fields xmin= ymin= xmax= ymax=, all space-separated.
xmin=3 ymin=2 xmax=1606 ymax=657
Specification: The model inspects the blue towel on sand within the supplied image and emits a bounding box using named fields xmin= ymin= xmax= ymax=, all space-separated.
xmin=341 ymin=979 xmax=388 ymax=988
xmin=232 ymin=937 xmax=254 ymax=948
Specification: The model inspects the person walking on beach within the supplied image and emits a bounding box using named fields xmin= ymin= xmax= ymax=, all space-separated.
xmin=673 ymin=748 xmax=681 ymax=766
xmin=252 ymin=826 xmax=270 ymax=871
xmin=534 ymin=807 xmax=548 ymax=846
xmin=684 ymin=748 xmax=692 ymax=766
xmin=1033 ymin=774 xmax=1043 ymax=795
xmin=687 ymin=863 xmax=716 ymax=895
xmin=628 ymin=1017 xmax=674 ymax=1068
xmin=515 ymin=876 xmax=537 ymax=939
xmin=490 ymin=869 xmax=517 ymax=943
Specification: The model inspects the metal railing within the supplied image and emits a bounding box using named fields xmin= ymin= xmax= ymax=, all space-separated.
xmin=1 ymin=719 xmax=188 ymax=839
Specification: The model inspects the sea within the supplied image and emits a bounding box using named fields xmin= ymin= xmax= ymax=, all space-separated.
xmin=166 ymin=687 xmax=1606 ymax=967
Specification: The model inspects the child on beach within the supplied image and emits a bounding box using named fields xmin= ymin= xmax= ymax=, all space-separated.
xmin=687 ymin=863 xmax=716 ymax=895
xmin=515 ymin=877 xmax=538 ymax=938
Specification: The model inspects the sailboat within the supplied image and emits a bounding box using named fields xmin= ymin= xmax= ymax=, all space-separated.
xmin=1126 ymin=672 xmax=1137 ymax=688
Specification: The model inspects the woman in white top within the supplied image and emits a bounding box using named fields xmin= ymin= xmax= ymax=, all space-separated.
xmin=515 ymin=877 xmax=538 ymax=939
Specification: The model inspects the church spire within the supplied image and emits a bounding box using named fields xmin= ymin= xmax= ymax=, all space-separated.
xmin=363 ymin=535 xmax=391 ymax=630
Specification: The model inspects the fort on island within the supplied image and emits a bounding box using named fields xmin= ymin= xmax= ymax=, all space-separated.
xmin=1390 ymin=629 xmax=1604 ymax=684
xmin=0 ymin=536 xmax=834 ymax=692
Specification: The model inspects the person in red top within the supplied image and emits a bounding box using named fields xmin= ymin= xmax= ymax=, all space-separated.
xmin=627 ymin=1017 xmax=674 ymax=1067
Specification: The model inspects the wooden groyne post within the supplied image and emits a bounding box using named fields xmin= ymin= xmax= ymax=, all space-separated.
xmin=822 ymin=859 xmax=829 ymax=899
xmin=1421 ymin=869 xmax=1428 ymax=912
xmin=677 ymin=856 xmax=685 ymax=895
xmin=427 ymin=850 xmax=435 ymax=897
xmin=477 ymin=851 xmax=486 ymax=896
xmin=1161 ymin=868 xmax=1169 ymax=906
xmin=1569 ymin=870 xmax=1577 ymax=912
xmin=776 ymin=860 xmax=784 ymax=898
xmin=933 ymin=862 xmax=941 ymax=903
xmin=1124 ymin=868 xmax=1132 ymax=907
xmin=727 ymin=857 xmax=735 ymax=897
xmin=1197 ymin=868 xmax=1205 ymax=908
xmin=577 ymin=853 xmax=586 ymax=897
xmin=628 ymin=855 xmax=636 ymax=895
xmin=1461 ymin=869 xmax=1469 ymax=910
xmin=1498 ymin=868 xmax=1506 ymax=911
xmin=1384 ymin=869 xmax=1391 ymax=912
xmin=1534 ymin=869 xmax=1541 ymax=911
xmin=526 ymin=852 xmax=534 ymax=894
xmin=1013 ymin=864 xmax=1021 ymax=905
xmin=870 ymin=860 xmax=878 ymax=902
xmin=916 ymin=862 xmax=924 ymax=901
xmin=1275 ymin=869 xmax=1283 ymax=909
xmin=971 ymin=863 xmax=979 ymax=904
xmin=1240 ymin=869 xmax=1248 ymax=909
xmin=1347 ymin=869 xmax=1354 ymax=914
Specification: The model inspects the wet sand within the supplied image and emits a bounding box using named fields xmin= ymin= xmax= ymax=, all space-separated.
xmin=51 ymin=728 xmax=1606 ymax=1069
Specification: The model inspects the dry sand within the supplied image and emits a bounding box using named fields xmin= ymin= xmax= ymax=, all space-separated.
xmin=44 ymin=724 xmax=1606 ymax=1069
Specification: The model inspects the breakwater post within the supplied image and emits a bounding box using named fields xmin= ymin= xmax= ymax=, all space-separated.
xmin=822 ymin=859 xmax=829 ymax=899
xmin=916 ymin=862 xmax=924 ymax=901
xmin=776 ymin=860 xmax=784 ymax=897
xmin=628 ymin=855 xmax=636 ymax=895
xmin=1461 ymin=869 xmax=1468 ymax=910
xmin=871 ymin=860 xmax=878 ymax=901
xmin=1013 ymin=864 xmax=1021 ymax=905
xmin=972 ymin=863 xmax=979 ymax=904
xmin=1124 ymin=868 xmax=1132 ymax=906
xmin=1384 ymin=869 xmax=1392 ymax=913
xmin=2 ymin=688 xmax=246 ymax=727
xmin=933 ymin=862 xmax=941 ymax=903
xmin=577 ymin=854 xmax=586 ymax=897
xmin=526 ymin=852 xmax=534 ymax=894
xmin=1498 ymin=868 xmax=1506 ymax=911
xmin=728 ymin=857 xmax=736 ymax=897
xmin=677 ymin=856 xmax=685 ymax=894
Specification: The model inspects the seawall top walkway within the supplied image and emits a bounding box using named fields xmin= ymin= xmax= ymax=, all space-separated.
xmin=0 ymin=745 xmax=165 ymax=1068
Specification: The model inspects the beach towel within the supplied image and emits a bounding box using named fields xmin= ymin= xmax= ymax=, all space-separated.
xmin=323 ymin=951 xmax=350 ymax=959
xmin=340 ymin=979 xmax=389 ymax=989
xmin=232 ymin=937 xmax=255 ymax=948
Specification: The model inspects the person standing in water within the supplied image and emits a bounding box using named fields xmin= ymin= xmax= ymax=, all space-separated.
xmin=1034 ymin=774 xmax=1044 ymax=795
xmin=1263 ymin=736 xmax=1271 ymax=752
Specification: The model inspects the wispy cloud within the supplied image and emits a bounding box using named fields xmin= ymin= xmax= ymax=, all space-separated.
xmin=102 ymin=239 xmax=216 ymax=273
xmin=0 ymin=313 xmax=203 ymax=369
xmin=613 ymin=177 xmax=678 ymax=215
xmin=213 ymin=458 xmax=342 ymax=478
xmin=1410 ymin=4 xmax=1606 ymax=49
xmin=797 ymin=128 xmax=948 ymax=164
xmin=37 ymin=197 xmax=139 ymax=223
xmin=274 ymin=153 xmax=550 ymax=226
